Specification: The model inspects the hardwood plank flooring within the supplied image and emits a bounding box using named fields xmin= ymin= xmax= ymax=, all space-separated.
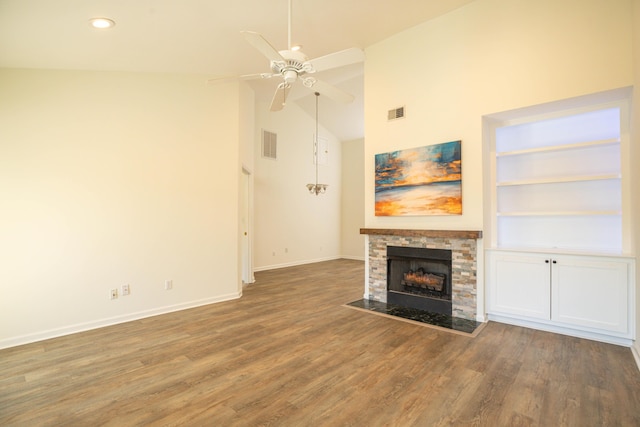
xmin=1 ymin=259 xmax=639 ymax=426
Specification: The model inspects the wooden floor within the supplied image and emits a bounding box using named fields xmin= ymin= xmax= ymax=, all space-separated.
xmin=1 ymin=259 xmax=639 ymax=426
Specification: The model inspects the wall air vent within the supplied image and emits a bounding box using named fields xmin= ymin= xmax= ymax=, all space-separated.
xmin=262 ymin=129 xmax=277 ymax=160
xmin=388 ymin=106 xmax=405 ymax=121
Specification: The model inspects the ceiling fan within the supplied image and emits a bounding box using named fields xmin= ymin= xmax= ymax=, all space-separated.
xmin=215 ymin=0 xmax=365 ymax=112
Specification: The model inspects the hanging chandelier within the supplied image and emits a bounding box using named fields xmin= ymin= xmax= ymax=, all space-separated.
xmin=306 ymin=92 xmax=328 ymax=195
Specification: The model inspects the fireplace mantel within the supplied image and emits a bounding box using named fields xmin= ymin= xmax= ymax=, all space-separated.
xmin=360 ymin=228 xmax=482 ymax=240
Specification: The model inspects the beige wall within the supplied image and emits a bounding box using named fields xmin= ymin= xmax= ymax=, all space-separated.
xmin=0 ymin=69 xmax=247 ymax=347
xmin=364 ymin=0 xmax=633 ymax=231
xmin=341 ymin=138 xmax=365 ymax=260
xmin=253 ymin=100 xmax=342 ymax=270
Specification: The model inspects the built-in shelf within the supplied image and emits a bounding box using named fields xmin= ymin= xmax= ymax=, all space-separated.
xmin=496 ymin=137 xmax=620 ymax=157
xmin=490 ymin=103 xmax=624 ymax=253
xmin=497 ymin=173 xmax=621 ymax=187
xmin=497 ymin=210 xmax=621 ymax=217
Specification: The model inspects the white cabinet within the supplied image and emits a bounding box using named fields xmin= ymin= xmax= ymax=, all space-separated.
xmin=552 ymin=257 xmax=629 ymax=333
xmin=489 ymin=252 xmax=550 ymax=320
xmin=487 ymin=250 xmax=634 ymax=343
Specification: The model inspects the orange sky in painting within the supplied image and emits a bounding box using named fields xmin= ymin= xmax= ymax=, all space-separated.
xmin=375 ymin=195 xmax=462 ymax=216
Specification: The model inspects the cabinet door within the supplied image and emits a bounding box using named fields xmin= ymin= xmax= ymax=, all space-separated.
xmin=552 ymin=257 xmax=629 ymax=334
xmin=488 ymin=252 xmax=551 ymax=320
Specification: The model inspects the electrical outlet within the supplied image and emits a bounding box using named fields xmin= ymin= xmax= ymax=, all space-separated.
xmin=165 ymin=280 xmax=173 ymax=290
xmin=110 ymin=289 xmax=118 ymax=300
xmin=122 ymin=284 xmax=130 ymax=296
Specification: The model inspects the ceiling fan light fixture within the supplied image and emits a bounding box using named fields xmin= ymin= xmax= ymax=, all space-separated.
xmin=283 ymin=69 xmax=298 ymax=84
xmin=89 ymin=17 xmax=116 ymax=29
xmin=291 ymin=44 xmax=302 ymax=52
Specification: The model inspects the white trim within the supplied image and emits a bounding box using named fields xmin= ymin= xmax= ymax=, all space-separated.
xmin=0 ymin=292 xmax=241 ymax=350
xmin=363 ymin=234 xmax=370 ymax=300
xmin=484 ymin=87 xmax=632 ymax=126
xmin=253 ymin=256 xmax=342 ymax=272
xmin=488 ymin=314 xmax=633 ymax=347
xmin=240 ymin=166 xmax=255 ymax=285
xmin=633 ymin=342 xmax=640 ymax=372
xmin=340 ymin=255 xmax=366 ymax=261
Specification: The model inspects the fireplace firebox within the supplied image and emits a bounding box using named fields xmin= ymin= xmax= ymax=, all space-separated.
xmin=387 ymin=246 xmax=453 ymax=315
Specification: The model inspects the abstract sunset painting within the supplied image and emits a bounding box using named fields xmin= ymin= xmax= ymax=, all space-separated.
xmin=375 ymin=141 xmax=462 ymax=216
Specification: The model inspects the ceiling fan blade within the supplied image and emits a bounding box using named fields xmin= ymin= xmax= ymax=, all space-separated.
xmin=239 ymin=73 xmax=278 ymax=81
xmin=206 ymin=73 xmax=277 ymax=86
xmin=307 ymin=79 xmax=354 ymax=104
xmin=307 ymin=47 xmax=365 ymax=73
xmin=270 ymin=83 xmax=291 ymax=112
xmin=206 ymin=75 xmax=237 ymax=86
xmin=241 ymin=31 xmax=285 ymax=63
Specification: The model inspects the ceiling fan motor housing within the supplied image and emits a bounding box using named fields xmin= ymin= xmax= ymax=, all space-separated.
xmin=271 ymin=50 xmax=315 ymax=83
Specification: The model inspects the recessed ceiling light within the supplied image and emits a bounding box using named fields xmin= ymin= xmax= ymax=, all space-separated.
xmin=89 ymin=17 xmax=116 ymax=29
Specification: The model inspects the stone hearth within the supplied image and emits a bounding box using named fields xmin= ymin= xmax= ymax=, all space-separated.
xmin=360 ymin=229 xmax=482 ymax=320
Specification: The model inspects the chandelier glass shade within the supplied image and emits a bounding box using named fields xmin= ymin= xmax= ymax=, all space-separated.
xmin=306 ymin=183 xmax=328 ymax=194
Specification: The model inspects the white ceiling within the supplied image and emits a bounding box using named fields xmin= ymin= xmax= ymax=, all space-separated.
xmin=0 ymin=0 xmax=475 ymax=140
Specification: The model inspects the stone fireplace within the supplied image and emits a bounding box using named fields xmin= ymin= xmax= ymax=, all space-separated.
xmin=360 ymin=229 xmax=482 ymax=320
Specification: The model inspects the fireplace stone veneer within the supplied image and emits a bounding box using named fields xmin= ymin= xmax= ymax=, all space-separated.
xmin=360 ymin=229 xmax=482 ymax=320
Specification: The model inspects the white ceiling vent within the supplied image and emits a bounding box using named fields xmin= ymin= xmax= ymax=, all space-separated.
xmin=388 ymin=106 xmax=405 ymax=121
xmin=262 ymin=129 xmax=277 ymax=160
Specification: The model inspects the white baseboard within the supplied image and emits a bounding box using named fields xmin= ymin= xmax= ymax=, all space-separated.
xmin=632 ymin=342 xmax=640 ymax=372
xmin=476 ymin=313 xmax=488 ymax=323
xmin=487 ymin=314 xmax=633 ymax=347
xmin=0 ymin=292 xmax=241 ymax=350
xmin=340 ymin=255 xmax=366 ymax=261
xmin=253 ymin=256 xmax=343 ymax=272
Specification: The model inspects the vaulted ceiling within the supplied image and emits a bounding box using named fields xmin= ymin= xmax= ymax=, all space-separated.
xmin=0 ymin=0 xmax=476 ymax=140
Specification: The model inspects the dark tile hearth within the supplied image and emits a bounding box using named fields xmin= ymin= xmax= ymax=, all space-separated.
xmin=346 ymin=299 xmax=483 ymax=335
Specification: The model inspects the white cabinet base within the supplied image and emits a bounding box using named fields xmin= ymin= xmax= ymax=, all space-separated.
xmin=486 ymin=250 xmax=635 ymax=346
xmin=487 ymin=313 xmax=634 ymax=347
